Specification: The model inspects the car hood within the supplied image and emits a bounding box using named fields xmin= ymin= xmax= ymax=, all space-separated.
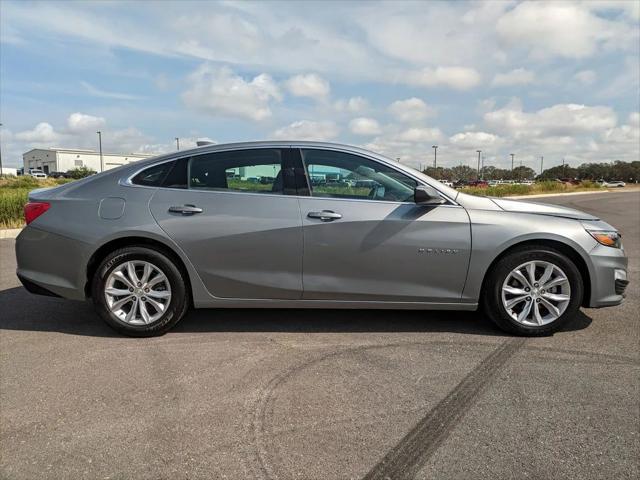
xmin=490 ymin=197 xmax=600 ymax=221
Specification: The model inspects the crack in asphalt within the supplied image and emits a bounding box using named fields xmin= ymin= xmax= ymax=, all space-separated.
xmin=362 ymin=338 xmax=525 ymax=480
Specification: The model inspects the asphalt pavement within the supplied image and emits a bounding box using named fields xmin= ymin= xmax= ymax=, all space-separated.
xmin=1 ymin=191 xmax=638 ymax=480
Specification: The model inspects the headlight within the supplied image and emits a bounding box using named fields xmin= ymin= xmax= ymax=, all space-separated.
xmin=587 ymin=230 xmax=622 ymax=248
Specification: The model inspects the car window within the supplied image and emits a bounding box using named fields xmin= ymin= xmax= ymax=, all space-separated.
xmin=189 ymin=149 xmax=284 ymax=194
xmin=301 ymin=149 xmax=417 ymax=202
xmin=161 ymin=157 xmax=188 ymax=189
xmin=131 ymin=161 xmax=173 ymax=187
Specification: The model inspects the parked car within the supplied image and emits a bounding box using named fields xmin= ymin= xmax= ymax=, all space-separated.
xmin=16 ymin=141 xmax=628 ymax=337
xmin=602 ymin=180 xmax=626 ymax=188
xmin=27 ymin=168 xmax=47 ymax=179
xmin=440 ymin=180 xmax=454 ymax=187
xmin=467 ymin=180 xmax=489 ymax=188
xmin=558 ymin=178 xmax=580 ymax=185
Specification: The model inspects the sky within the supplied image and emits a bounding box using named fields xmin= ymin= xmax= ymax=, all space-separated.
xmin=0 ymin=0 xmax=639 ymax=171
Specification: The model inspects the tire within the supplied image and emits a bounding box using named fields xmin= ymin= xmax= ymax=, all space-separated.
xmin=483 ymin=246 xmax=583 ymax=336
xmin=92 ymin=246 xmax=189 ymax=337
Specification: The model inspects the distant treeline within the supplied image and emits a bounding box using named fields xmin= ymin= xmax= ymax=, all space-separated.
xmin=422 ymin=160 xmax=639 ymax=182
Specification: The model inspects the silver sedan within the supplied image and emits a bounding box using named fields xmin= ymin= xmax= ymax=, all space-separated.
xmin=15 ymin=141 xmax=628 ymax=336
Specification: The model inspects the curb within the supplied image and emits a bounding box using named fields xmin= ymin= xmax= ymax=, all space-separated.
xmin=0 ymin=228 xmax=22 ymax=240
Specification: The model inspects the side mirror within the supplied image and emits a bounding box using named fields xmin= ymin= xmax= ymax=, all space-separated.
xmin=414 ymin=185 xmax=446 ymax=205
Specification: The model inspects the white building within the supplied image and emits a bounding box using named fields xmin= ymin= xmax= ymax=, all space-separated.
xmin=1 ymin=167 xmax=18 ymax=176
xmin=22 ymin=148 xmax=154 ymax=174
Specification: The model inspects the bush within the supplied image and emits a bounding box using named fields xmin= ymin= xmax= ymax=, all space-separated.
xmin=65 ymin=167 xmax=96 ymax=179
xmin=0 ymin=188 xmax=29 ymax=228
xmin=460 ymin=180 xmax=603 ymax=197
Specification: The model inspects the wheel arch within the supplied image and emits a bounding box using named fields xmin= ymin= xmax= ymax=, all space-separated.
xmin=479 ymin=239 xmax=592 ymax=308
xmin=85 ymin=235 xmax=194 ymax=305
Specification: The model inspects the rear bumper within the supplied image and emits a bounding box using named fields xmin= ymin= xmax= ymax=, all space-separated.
xmin=587 ymin=244 xmax=629 ymax=308
xmin=15 ymin=226 xmax=90 ymax=300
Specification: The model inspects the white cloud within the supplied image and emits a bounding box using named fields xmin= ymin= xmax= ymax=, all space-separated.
xmin=15 ymin=122 xmax=60 ymax=144
xmin=450 ymin=131 xmax=501 ymax=148
xmin=484 ymin=99 xmax=618 ymax=138
xmin=349 ymin=117 xmax=381 ymax=136
xmin=405 ymin=66 xmax=481 ymax=90
xmin=496 ymin=2 xmax=636 ymax=59
xmin=272 ymin=120 xmax=338 ymax=141
xmin=285 ymin=73 xmax=330 ymax=99
xmin=388 ymin=98 xmax=434 ymax=122
xmin=334 ymin=96 xmax=369 ymax=113
xmin=182 ymin=65 xmax=281 ymax=121
xmin=395 ymin=127 xmax=443 ymax=143
xmin=67 ymin=112 xmax=106 ymax=133
xmin=573 ymin=70 xmax=597 ymax=85
xmin=80 ymin=81 xmax=144 ymax=100
xmin=492 ymin=68 xmax=535 ymax=87
xmin=629 ymin=112 xmax=640 ymax=126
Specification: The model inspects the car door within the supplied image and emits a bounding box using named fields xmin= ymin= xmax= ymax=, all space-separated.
xmin=296 ymin=148 xmax=471 ymax=303
xmin=147 ymin=147 xmax=304 ymax=300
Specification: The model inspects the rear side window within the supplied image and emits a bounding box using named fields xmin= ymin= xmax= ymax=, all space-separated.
xmin=189 ymin=149 xmax=286 ymax=194
xmin=161 ymin=158 xmax=188 ymax=189
xmin=131 ymin=162 xmax=173 ymax=187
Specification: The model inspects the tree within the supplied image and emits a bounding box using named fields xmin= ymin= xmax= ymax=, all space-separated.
xmin=512 ymin=166 xmax=536 ymax=180
xmin=537 ymin=164 xmax=578 ymax=180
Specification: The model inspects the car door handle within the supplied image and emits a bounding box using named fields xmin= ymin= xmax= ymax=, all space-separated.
xmin=168 ymin=205 xmax=203 ymax=215
xmin=307 ymin=210 xmax=342 ymax=221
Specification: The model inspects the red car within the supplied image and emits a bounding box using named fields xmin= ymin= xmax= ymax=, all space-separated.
xmin=467 ymin=180 xmax=489 ymax=187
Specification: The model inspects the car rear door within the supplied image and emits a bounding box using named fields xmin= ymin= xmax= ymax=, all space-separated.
xmin=148 ymin=147 xmax=304 ymax=300
xmin=296 ymin=148 xmax=471 ymax=303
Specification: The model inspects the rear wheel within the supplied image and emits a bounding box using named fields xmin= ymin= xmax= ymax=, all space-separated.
xmin=92 ymin=246 xmax=189 ymax=337
xmin=483 ymin=246 xmax=583 ymax=336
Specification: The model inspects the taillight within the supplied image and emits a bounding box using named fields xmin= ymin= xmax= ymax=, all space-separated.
xmin=24 ymin=202 xmax=50 ymax=225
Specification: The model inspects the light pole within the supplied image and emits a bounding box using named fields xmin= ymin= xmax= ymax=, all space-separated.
xmin=510 ymin=153 xmax=515 ymax=176
xmin=96 ymin=131 xmax=103 ymax=173
xmin=432 ymin=145 xmax=438 ymax=169
xmin=175 ymin=137 xmax=180 ymax=151
xmin=540 ymin=156 xmax=544 ymax=176
xmin=476 ymin=150 xmax=481 ymax=180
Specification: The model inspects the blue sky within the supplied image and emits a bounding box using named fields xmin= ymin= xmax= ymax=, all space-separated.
xmin=1 ymin=0 xmax=638 ymax=170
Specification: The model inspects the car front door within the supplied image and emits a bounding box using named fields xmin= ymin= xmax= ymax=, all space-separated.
xmin=148 ymin=147 xmax=304 ymax=300
xmin=296 ymin=148 xmax=471 ymax=303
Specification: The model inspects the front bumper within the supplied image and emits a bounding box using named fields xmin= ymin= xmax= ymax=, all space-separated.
xmin=587 ymin=243 xmax=629 ymax=308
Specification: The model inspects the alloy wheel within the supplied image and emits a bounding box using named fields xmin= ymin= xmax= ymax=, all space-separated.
xmin=501 ymin=260 xmax=571 ymax=326
xmin=104 ymin=260 xmax=172 ymax=325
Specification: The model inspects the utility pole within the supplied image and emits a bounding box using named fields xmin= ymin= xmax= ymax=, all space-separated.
xmin=510 ymin=153 xmax=515 ymax=176
xmin=476 ymin=150 xmax=482 ymax=180
xmin=175 ymin=137 xmax=180 ymax=151
xmin=396 ymin=157 xmax=401 ymax=163
xmin=562 ymin=158 xmax=566 ymax=177
xmin=540 ymin=156 xmax=544 ymax=176
xmin=432 ymin=145 xmax=438 ymax=169
xmin=96 ymin=131 xmax=103 ymax=173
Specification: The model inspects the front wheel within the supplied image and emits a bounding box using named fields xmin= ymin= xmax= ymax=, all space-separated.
xmin=483 ymin=246 xmax=584 ymax=336
xmin=92 ymin=246 xmax=189 ymax=337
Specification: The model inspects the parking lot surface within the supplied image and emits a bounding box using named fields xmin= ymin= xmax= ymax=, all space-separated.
xmin=1 ymin=191 xmax=638 ymax=479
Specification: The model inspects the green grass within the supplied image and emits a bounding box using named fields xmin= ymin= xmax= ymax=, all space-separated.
xmin=0 ymin=188 xmax=30 ymax=228
xmin=0 ymin=176 xmax=72 ymax=229
xmin=459 ymin=180 xmax=603 ymax=197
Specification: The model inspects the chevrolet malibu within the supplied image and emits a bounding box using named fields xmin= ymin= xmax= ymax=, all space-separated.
xmin=15 ymin=141 xmax=628 ymax=337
